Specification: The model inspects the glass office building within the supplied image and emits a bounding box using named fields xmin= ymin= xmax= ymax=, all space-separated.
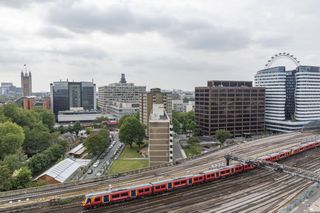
xmin=255 ymin=65 xmax=320 ymax=132
xmin=50 ymin=81 xmax=96 ymax=115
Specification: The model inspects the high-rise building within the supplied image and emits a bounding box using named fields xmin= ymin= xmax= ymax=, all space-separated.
xmin=98 ymin=74 xmax=146 ymax=112
xmin=195 ymin=80 xmax=265 ymax=136
xmin=148 ymin=104 xmax=173 ymax=166
xmin=50 ymin=81 xmax=96 ymax=115
xmin=255 ymin=65 xmax=320 ymax=132
xmin=140 ymin=88 xmax=172 ymax=129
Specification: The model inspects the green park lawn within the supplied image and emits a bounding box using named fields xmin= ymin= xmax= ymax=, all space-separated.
xmin=108 ymin=159 xmax=149 ymax=175
xmin=119 ymin=144 xmax=142 ymax=158
xmin=108 ymin=144 xmax=149 ymax=175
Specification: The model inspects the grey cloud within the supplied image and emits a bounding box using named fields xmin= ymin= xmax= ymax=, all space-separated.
xmin=37 ymin=26 xmax=73 ymax=39
xmin=46 ymin=3 xmax=251 ymax=51
xmin=41 ymin=46 xmax=108 ymax=60
xmin=0 ymin=0 xmax=56 ymax=8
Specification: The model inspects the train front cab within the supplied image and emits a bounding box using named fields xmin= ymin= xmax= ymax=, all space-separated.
xmin=82 ymin=194 xmax=109 ymax=209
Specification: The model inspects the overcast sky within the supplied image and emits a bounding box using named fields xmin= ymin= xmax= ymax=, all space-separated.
xmin=0 ymin=0 xmax=320 ymax=92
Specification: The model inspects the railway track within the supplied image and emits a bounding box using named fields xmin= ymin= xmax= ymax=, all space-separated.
xmin=0 ymin=132 xmax=318 ymax=211
xmin=26 ymin=147 xmax=320 ymax=213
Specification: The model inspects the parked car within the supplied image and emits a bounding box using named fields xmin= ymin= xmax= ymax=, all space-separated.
xmin=96 ymin=171 xmax=102 ymax=176
xmin=87 ymin=169 xmax=93 ymax=174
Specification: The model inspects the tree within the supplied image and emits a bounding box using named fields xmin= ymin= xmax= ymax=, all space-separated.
xmin=172 ymin=110 xmax=196 ymax=135
xmin=0 ymin=121 xmax=25 ymax=160
xmin=0 ymin=153 xmax=23 ymax=173
xmin=12 ymin=167 xmax=32 ymax=189
xmin=31 ymin=108 xmax=55 ymax=131
xmin=119 ymin=117 xmax=145 ymax=148
xmin=23 ymin=123 xmax=51 ymax=156
xmin=68 ymin=121 xmax=82 ymax=135
xmin=84 ymin=128 xmax=110 ymax=155
xmin=118 ymin=115 xmax=132 ymax=129
xmin=215 ymin=130 xmax=231 ymax=146
xmin=0 ymin=165 xmax=12 ymax=191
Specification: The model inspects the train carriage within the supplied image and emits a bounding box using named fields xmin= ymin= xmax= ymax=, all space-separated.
xmin=151 ymin=179 xmax=173 ymax=193
xmin=279 ymin=149 xmax=290 ymax=160
xmin=172 ymin=175 xmax=193 ymax=189
xmin=128 ymin=183 xmax=153 ymax=198
xmin=202 ymin=169 xmax=220 ymax=181
xmin=191 ymin=174 xmax=205 ymax=184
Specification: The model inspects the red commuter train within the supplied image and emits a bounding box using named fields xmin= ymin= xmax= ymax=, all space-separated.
xmin=82 ymin=140 xmax=320 ymax=209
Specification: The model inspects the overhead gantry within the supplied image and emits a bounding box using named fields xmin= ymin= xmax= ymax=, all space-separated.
xmin=225 ymin=153 xmax=320 ymax=183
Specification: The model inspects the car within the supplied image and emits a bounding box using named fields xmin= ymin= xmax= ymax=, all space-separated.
xmin=96 ymin=171 xmax=102 ymax=177
xmin=106 ymin=160 xmax=110 ymax=166
xmin=93 ymin=160 xmax=100 ymax=168
xmin=87 ymin=169 xmax=93 ymax=174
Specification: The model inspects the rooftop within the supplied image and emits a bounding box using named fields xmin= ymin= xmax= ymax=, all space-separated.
xmin=36 ymin=158 xmax=90 ymax=183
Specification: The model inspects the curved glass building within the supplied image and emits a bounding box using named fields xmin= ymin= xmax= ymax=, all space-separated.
xmin=255 ymin=65 xmax=320 ymax=132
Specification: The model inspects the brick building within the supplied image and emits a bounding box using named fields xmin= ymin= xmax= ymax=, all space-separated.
xmin=195 ymin=80 xmax=265 ymax=137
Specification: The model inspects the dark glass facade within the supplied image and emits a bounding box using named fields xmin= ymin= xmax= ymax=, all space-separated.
xmin=285 ymin=70 xmax=296 ymax=120
xmin=195 ymin=81 xmax=265 ymax=136
xmin=51 ymin=81 xmax=95 ymax=115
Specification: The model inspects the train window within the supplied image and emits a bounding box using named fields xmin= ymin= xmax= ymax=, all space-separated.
xmin=145 ymin=188 xmax=150 ymax=192
xmin=161 ymin=185 xmax=166 ymax=188
xmin=138 ymin=189 xmax=143 ymax=193
xmin=176 ymin=181 xmax=180 ymax=185
xmin=155 ymin=186 xmax=160 ymax=189
xmin=194 ymin=177 xmax=198 ymax=181
xmin=121 ymin=193 xmax=128 ymax=197
xmin=94 ymin=197 xmax=100 ymax=202
xmin=181 ymin=180 xmax=186 ymax=184
xmin=112 ymin=194 xmax=119 ymax=198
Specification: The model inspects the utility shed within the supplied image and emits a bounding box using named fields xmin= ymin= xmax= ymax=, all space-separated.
xmin=35 ymin=158 xmax=90 ymax=184
xmin=68 ymin=143 xmax=87 ymax=158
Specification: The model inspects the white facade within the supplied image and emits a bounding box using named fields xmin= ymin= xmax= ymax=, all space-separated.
xmin=106 ymin=101 xmax=139 ymax=118
xmin=98 ymin=82 xmax=146 ymax=111
xmin=295 ymin=66 xmax=320 ymax=121
xmin=58 ymin=110 xmax=102 ymax=123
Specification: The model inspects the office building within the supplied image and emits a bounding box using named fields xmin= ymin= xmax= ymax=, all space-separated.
xmin=50 ymin=81 xmax=96 ymax=115
xmin=195 ymin=80 xmax=265 ymax=136
xmin=98 ymin=74 xmax=146 ymax=111
xmin=255 ymin=65 xmax=320 ymax=132
xmin=21 ymin=67 xmax=32 ymax=97
xmin=106 ymin=101 xmax=139 ymax=118
xmin=148 ymin=104 xmax=173 ymax=166
xmin=57 ymin=109 xmax=102 ymax=123
xmin=0 ymin=82 xmax=22 ymax=96
xmin=140 ymin=88 xmax=172 ymax=129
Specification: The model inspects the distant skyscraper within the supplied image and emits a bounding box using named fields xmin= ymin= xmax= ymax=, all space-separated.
xmin=21 ymin=65 xmax=32 ymax=97
xmin=50 ymin=81 xmax=96 ymax=115
xmin=98 ymin=74 xmax=146 ymax=112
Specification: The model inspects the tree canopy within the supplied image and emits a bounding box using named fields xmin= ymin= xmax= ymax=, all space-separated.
xmin=0 ymin=121 xmax=25 ymax=160
xmin=83 ymin=128 xmax=110 ymax=155
xmin=172 ymin=111 xmax=196 ymax=135
xmin=119 ymin=117 xmax=145 ymax=148
xmin=215 ymin=130 xmax=231 ymax=146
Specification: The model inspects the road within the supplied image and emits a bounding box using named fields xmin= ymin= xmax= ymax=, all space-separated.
xmin=82 ymin=131 xmax=122 ymax=180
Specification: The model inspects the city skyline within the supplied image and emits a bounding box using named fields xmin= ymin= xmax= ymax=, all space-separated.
xmin=1 ymin=1 xmax=320 ymax=92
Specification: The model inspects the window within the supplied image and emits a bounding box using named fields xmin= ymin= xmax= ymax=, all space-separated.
xmin=112 ymin=194 xmax=119 ymax=198
xmin=121 ymin=193 xmax=128 ymax=197
xmin=138 ymin=189 xmax=143 ymax=193
xmin=161 ymin=185 xmax=166 ymax=188
xmin=94 ymin=197 xmax=100 ymax=202
xmin=155 ymin=186 xmax=160 ymax=189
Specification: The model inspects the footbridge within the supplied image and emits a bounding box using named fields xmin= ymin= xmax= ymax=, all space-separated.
xmin=225 ymin=154 xmax=320 ymax=183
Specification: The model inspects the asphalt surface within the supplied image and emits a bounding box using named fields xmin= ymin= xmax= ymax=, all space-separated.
xmin=82 ymin=131 xmax=122 ymax=179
